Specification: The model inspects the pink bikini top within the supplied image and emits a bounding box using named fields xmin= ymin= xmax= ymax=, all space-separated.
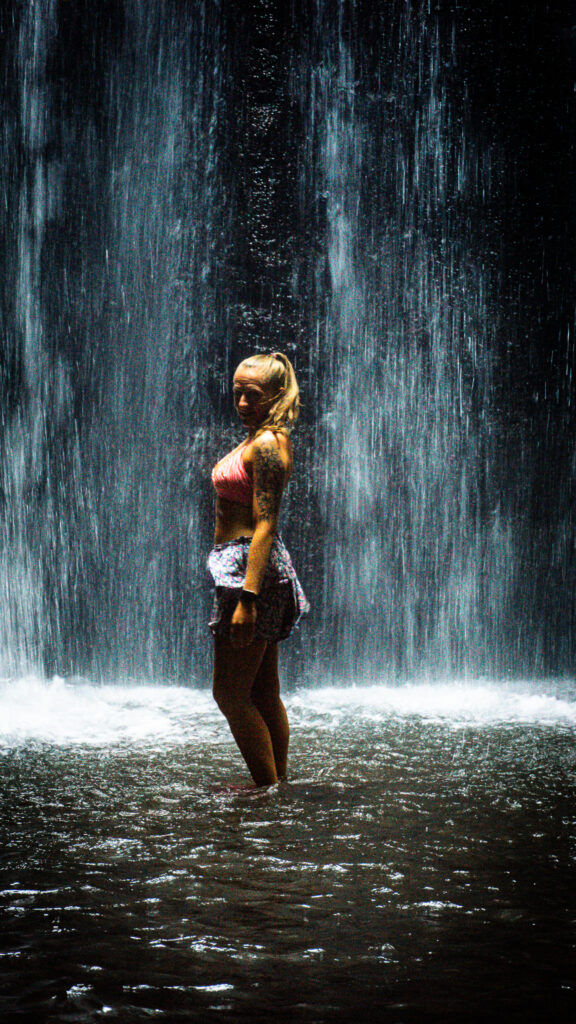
xmin=211 ymin=443 xmax=253 ymax=506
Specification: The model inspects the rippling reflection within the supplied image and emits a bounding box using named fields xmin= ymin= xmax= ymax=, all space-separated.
xmin=1 ymin=679 xmax=575 ymax=1022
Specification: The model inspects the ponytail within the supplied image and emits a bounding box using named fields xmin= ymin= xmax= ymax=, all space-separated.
xmin=236 ymin=352 xmax=300 ymax=436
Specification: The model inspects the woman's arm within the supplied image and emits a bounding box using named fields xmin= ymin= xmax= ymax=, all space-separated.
xmin=229 ymin=434 xmax=285 ymax=647
xmin=244 ymin=435 xmax=284 ymax=591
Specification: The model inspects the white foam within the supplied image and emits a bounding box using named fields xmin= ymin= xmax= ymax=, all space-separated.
xmin=0 ymin=675 xmax=575 ymax=748
xmin=0 ymin=675 xmax=218 ymax=748
xmin=293 ymin=681 xmax=576 ymax=728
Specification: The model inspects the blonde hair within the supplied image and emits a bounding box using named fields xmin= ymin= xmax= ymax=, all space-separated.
xmin=236 ymin=351 xmax=300 ymax=436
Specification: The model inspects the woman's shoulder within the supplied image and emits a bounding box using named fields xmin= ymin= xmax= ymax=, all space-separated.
xmin=246 ymin=430 xmax=293 ymax=477
xmin=257 ymin=428 xmax=291 ymax=448
xmin=247 ymin=429 xmax=291 ymax=454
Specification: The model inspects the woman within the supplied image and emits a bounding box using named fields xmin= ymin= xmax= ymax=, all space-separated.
xmin=208 ymin=352 xmax=309 ymax=787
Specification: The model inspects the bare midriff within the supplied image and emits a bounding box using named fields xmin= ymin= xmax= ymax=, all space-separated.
xmin=214 ymin=497 xmax=255 ymax=545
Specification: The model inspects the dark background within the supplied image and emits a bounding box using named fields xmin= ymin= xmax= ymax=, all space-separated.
xmin=0 ymin=0 xmax=574 ymax=679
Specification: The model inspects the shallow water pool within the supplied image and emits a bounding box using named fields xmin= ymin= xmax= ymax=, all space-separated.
xmin=1 ymin=677 xmax=575 ymax=1022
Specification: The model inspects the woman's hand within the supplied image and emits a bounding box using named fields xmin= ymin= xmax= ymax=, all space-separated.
xmin=230 ymin=598 xmax=258 ymax=648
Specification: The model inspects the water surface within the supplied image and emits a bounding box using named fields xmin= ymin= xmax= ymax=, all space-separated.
xmin=1 ymin=678 xmax=575 ymax=1022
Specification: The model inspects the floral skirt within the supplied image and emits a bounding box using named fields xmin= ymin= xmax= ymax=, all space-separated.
xmin=207 ymin=535 xmax=309 ymax=642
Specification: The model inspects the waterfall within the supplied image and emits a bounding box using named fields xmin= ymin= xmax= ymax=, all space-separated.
xmin=0 ymin=0 xmax=572 ymax=682
xmin=295 ymin=2 xmax=513 ymax=678
xmin=0 ymin=0 xmax=66 ymax=675
xmin=1 ymin=1 xmax=224 ymax=680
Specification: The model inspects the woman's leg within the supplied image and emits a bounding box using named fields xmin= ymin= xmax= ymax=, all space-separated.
xmin=251 ymin=643 xmax=289 ymax=780
xmin=213 ymin=636 xmax=278 ymax=786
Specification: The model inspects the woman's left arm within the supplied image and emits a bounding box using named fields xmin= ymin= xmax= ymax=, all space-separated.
xmin=229 ymin=435 xmax=285 ymax=646
xmin=244 ymin=435 xmax=284 ymax=591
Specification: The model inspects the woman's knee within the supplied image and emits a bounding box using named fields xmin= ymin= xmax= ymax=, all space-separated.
xmin=252 ymin=688 xmax=282 ymax=717
xmin=212 ymin=638 xmax=267 ymax=714
xmin=213 ymin=676 xmax=236 ymax=715
xmin=252 ymin=644 xmax=279 ymax=699
xmin=213 ymin=672 xmax=256 ymax=717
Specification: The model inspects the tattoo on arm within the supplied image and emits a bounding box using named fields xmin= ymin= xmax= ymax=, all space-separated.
xmin=254 ymin=441 xmax=284 ymax=521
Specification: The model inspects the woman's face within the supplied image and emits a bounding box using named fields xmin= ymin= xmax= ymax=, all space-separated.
xmin=233 ymin=366 xmax=274 ymax=429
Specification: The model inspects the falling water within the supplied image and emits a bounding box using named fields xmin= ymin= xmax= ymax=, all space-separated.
xmin=292 ymin=3 xmax=511 ymax=680
xmin=1 ymin=4 xmax=575 ymax=1022
xmin=0 ymin=0 xmax=573 ymax=681
xmin=1 ymin=1 xmax=226 ymax=680
xmin=0 ymin=0 xmax=67 ymax=675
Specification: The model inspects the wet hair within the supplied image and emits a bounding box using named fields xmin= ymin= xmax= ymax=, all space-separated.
xmin=235 ymin=351 xmax=300 ymax=435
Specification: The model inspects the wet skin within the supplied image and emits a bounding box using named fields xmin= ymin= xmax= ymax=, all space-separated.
xmin=212 ymin=366 xmax=293 ymax=786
